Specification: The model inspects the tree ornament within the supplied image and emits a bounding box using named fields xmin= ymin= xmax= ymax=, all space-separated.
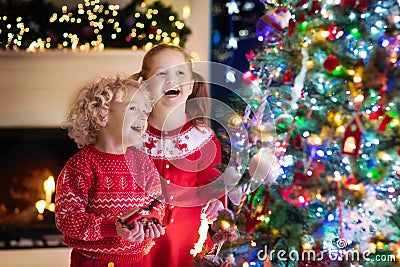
xmin=280 ymin=172 xmax=314 ymax=206
xmin=341 ymin=113 xmax=364 ymax=157
xmin=227 ymin=184 xmax=247 ymax=206
xmin=291 ymin=47 xmax=309 ymax=108
xmin=256 ymin=7 xmax=291 ymax=45
xmin=223 ymin=166 xmax=242 ymax=187
xmin=244 ymin=186 xmax=270 ymax=234
xmin=323 ymin=55 xmax=340 ymax=72
xmin=341 ymin=0 xmax=369 ymax=11
xmin=211 ymin=209 xmax=238 ymax=244
xmin=248 ymin=148 xmax=280 ymax=190
xmin=282 ymin=69 xmax=294 ymax=84
xmin=377 ymin=115 xmax=393 ymax=132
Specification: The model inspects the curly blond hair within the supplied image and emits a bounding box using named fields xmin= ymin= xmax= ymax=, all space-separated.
xmin=62 ymin=75 xmax=144 ymax=148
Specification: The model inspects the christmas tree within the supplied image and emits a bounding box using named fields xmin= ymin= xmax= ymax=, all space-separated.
xmin=0 ymin=0 xmax=191 ymax=51
xmin=204 ymin=0 xmax=400 ymax=266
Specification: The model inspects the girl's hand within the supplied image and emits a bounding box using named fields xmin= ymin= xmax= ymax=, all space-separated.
xmin=202 ymin=199 xmax=224 ymax=222
xmin=144 ymin=223 xmax=166 ymax=239
xmin=116 ymin=220 xmax=145 ymax=243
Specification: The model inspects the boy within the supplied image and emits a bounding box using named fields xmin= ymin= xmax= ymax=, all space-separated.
xmin=55 ymin=76 xmax=164 ymax=267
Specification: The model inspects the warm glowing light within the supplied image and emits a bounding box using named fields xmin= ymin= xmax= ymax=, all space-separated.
xmin=320 ymin=31 xmax=329 ymax=38
xmin=220 ymin=220 xmax=231 ymax=230
xmin=334 ymin=114 xmax=342 ymax=123
xmin=35 ymin=200 xmax=47 ymax=214
xmin=144 ymin=42 xmax=153 ymax=51
xmin=303 ymin=242 xmax=312 ymax=250
xmin=368 ymin=242 xmax=377 ymax=253
xmin=182 ymin=5 xmax=191 ymax=19
xmin=348 ymin=69 xmax=355 ymax=75
xmin=48 ymin=203 xmax=55 ymax=212
xmin=231 ymin=114 xmax=242 ymax=126
xmin=354 ymin=94 xmax=364 ymax=103
xmin=313 ymin=136 xmax=322 ymax=145
xmin=306 ymin=60 xmax=314 ymax=69
xmin=43 ymin=175 xmax=55 ymax=208
xmin=353 ymin=75 xmax=362 ymax=83
xmin=348 ymin=184 xmax=361 ymax=191
xmin=337 ymin=125 xmax=345 ymax=133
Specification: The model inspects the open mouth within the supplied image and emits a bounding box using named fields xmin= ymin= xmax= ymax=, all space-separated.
xmin=131 ymin=125 xmax=144 ymax=133
xmin=164 ymin=88 xmax=180 ymax=96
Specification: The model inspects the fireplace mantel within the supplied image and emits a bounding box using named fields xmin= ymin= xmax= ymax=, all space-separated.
xmin=0 ymin=50 xmax=146 ymax=128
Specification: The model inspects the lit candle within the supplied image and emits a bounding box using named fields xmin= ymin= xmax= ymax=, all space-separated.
xmin=43 ymin=176 xmax=55 ymax=208
xmin=35 ymin=200 xmax=46 ymax=214
xmin=35 ymin=200 xmax=47 ymax=220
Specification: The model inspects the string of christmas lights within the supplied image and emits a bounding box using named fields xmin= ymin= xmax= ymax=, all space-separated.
xmin=0 ymin=0 xmax=191 ymax=51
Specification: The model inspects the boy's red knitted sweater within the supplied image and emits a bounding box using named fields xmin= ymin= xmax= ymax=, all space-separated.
xmin=55 ymin=145 xmax=163 ymax=263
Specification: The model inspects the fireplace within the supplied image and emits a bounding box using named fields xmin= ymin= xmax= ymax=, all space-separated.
xmin=0 ymin=128 xmax=79 ymax=249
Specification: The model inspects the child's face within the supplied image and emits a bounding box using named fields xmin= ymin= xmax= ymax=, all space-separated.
xmin=107 ymin=87 xmax=151 ymax=148
xmin=145 ymin=50 xmax=193 ymax=110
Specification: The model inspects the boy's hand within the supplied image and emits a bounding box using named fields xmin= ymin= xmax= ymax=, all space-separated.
xmin=144 ymin=223 xmax=166 ymax=239
xmin=202 ymin=199 xmax=224 ymax=222
xmin=116 ymin=220 xmax=145 ymax=243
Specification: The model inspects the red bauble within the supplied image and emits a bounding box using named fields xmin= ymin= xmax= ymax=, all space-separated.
xmin=341 ymin=0 xmax=369 ymax=11
xmin=323 ymin=55 xmax=340 ymax=72
xmin=282 ymin=69 xmax=295 ymax=84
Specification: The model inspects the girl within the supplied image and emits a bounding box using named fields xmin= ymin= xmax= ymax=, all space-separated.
xmin=132 ymin=44 xmax=224 ymax=267
xmin=55 ymin=76 xmax=165 ymax=267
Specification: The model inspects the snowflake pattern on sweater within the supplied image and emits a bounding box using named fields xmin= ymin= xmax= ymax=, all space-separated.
xmin=55 ymin=145 xmax=163 ymax=263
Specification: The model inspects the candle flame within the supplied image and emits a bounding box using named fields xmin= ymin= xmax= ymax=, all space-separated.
xmin=43 ymin=175 xmax=55 ymax=208
xmin=44 ymin=175 xmax=55 ymax=193
xmin=35 ymin=200 xmax=47 ymax=214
